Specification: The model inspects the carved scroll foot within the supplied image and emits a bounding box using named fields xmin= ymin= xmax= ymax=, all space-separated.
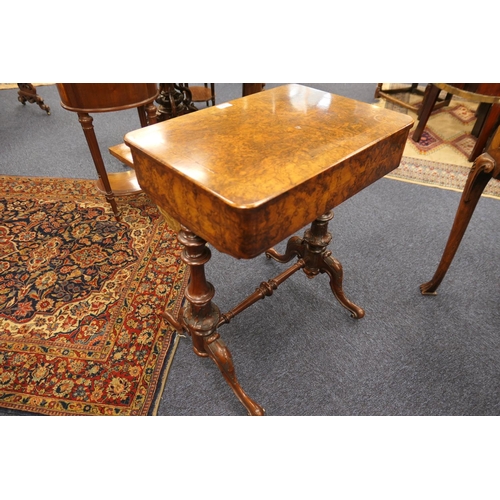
xmin=265 ymin=236 xmax=303 ymax=263
xmin=321 ymin=252 xmax=365 ymax=318
xmin=420 ymin=152 xmax=498 ymax=295
xmin=419 ymin=281 xmax=438 ymax=296
xmin=265 ymin=212 xmax=364 ymax=319
xmin=162 ymin=226 xmax=264 ymax=415
xmin=205 ymin=334 xmax=265 ymax=416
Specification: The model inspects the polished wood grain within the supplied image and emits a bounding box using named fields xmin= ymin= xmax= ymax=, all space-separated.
xmin=109 ymin=142 xmax=135 ymax=168
xmin=57 ymin=83 xmax=159 ymax=113
xmin=126 ymin=84 xmax=413 ymax=259
xmin=126 ymin=84 xmax=413 ymax=415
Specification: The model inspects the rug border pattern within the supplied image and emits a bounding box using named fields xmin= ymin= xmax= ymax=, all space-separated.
xmin=0 ymin=176 xmax=188 ymax=416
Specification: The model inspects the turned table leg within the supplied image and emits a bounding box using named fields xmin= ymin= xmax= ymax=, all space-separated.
xmin=77 ymin=112 xmax=120 ymax=219
xmin=266 ymin=211 xmax=365 ymax=318
xmin=137 ymin=103 xmax=158 ymax=127
xmin=162 ymin=226 xmax=265 ymax=416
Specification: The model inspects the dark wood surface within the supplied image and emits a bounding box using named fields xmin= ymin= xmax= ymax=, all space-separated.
xmin=57 ymin=83 xmax=159 ymax=114
xmin=242 ymin=83 xmax=265 ymax=96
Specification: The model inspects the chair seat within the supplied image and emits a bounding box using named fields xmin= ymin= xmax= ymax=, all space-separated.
xmin=189 ymin=85 xmax=214 ymax=103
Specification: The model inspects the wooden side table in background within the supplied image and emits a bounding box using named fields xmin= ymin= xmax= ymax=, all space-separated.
xmin=56 ymin=83 xmax=159 ymax=219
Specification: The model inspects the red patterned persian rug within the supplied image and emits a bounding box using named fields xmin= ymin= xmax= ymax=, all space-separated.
xmin=0 ymin=176 xmax=188 ymax=415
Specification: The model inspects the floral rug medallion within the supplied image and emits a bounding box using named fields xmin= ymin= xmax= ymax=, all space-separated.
xmin=0 ymin=176 xmax=188 ymax=415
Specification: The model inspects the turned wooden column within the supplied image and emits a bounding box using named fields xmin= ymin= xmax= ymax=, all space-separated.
xmin=77 ymin=112 xmax=120 ymax=218
xmin=155 ymin=83 xmax=198 ymax=122
xmin=163 ymin=226 xmax=265 ymax=416
xmin=266 ymin=211 xmax=365 ymax=319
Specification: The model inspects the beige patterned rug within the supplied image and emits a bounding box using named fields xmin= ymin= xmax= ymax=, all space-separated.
xmin=0 ymin=83 xmax=54 ymax=90
xmin=375 ymin=84 xmax=500 ymax=200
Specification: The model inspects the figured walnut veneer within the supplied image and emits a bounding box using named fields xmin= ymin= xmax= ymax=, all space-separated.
xmin=125 ymin=84 xmax=413 ymax=415
xmin=126 ymin=84 xmax=413 ymax=259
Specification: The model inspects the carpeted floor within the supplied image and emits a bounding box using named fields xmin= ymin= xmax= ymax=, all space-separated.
xmin=0 ymin=176 xmax=187 ymax=415
xmin=1 ymin=83 xmax=499 ymax=416
xmin=158 ymin=176 xmax=500 ymax=416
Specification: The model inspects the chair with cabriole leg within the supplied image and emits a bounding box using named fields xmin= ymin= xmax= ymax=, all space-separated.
xmin=420 ymin=123 xmax=500 ymax=295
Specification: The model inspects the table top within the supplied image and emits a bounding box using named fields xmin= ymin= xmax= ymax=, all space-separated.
xmin=126 ymin=84 xmax=413 ymax=258
xmin=57 ymin=83 xmax=159 ymax=113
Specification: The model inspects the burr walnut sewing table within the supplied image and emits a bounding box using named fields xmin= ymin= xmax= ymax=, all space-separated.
xmin=124 ymin=84 xmax=413 ymax=415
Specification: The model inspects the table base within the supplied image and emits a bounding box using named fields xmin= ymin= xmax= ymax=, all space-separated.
xmin=265 ymin=211 xmax=365 ymax=319
xmin=162 ymin=212 xmax=364 ymax=415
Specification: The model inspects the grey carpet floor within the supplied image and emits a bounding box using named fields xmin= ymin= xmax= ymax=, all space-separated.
xmin=159 ymin=177 xmax=500 ymax=415
xmin=1 ymin=84 xmax=499 ymax=416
